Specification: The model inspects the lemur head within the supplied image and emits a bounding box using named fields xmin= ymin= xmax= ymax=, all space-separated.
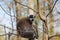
xmin=27 ymin=15 xmax=35 ymax=24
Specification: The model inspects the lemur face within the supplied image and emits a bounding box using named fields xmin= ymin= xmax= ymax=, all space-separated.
xmin=27 ymin=15 xmax=35 ymax=24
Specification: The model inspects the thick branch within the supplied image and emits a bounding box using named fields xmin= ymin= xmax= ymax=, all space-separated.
xmin=49 ymin=34 xmax=60 ymax=39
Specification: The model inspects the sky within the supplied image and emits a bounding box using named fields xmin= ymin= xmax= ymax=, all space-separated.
xmin=0 ymin=0 xmax=16 ymax=34
xmin=0 ymin=0 xmax=60 ymax=34
xmin=53 ymin=0 xmax=60 ymax=33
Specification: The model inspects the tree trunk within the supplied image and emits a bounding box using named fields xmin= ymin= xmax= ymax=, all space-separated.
xmin=37 ymin=0 xmax=48 ymax=40
xmin=43 ymin=0 xmax=48 ymax=40
xmin=14 ymin=0 xmax=22 ymax=40
xmin=15 ymin=0 xmax=22 ymax=21
xmin=28 ymin=0 xmax=34 ymax=15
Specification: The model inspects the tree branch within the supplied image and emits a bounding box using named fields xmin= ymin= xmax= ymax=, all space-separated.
xmin=49 ymin=34 xmax=60 ymax=39
xmin=46 ymin=0 xmax=58 ymax=17
xmin=14 ymin=0 xmax=37 ymax=13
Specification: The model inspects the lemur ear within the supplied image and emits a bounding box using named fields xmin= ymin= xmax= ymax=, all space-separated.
xmin=27 ymin=15 xmax=35 ymax=18
xmin=34 ymin=16 xmax=36 ymax=18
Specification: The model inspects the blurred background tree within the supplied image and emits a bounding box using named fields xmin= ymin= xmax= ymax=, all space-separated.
xmin=0 ymin=0 xmax=60 ymax=40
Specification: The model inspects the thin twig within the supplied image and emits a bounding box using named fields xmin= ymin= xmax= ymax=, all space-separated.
xmin=46 ymin=0 xmax=58 ymax=17
xmin=0 ymin=5 xmax=13 ymax=17
xmin=0 ymin=33 xmax=17 ymax=36
xmin=0 ymin=24 xmax=16 ymax=31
